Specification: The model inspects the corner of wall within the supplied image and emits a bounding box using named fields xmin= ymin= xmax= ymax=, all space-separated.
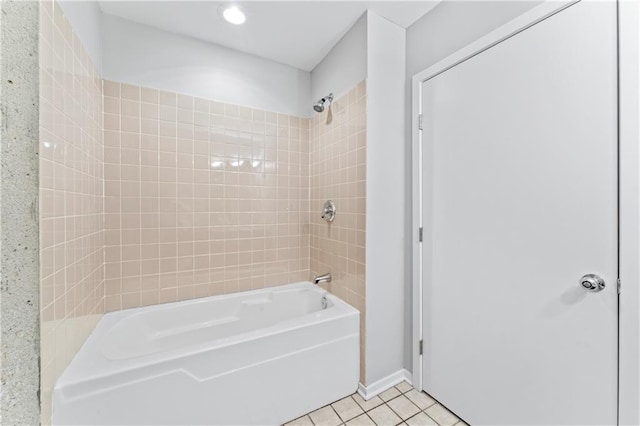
xmin=364 ymin=10 xmax=406 ymax=386
xmin=39 ymin=1 xmax=106 ymax=423
xmin=308 ymin=8 xmax=374 ymax=384
xmin=57 ymin=0 xmax=104 ymax=75
xmin=309 ymin=81 xmax=367 ymax=382
xmin=310 ymin=12 xmax=368 ymax=104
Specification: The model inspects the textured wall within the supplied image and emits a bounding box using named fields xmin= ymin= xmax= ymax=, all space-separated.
xmin=310 ymin=81 xmax=366 ymax=380
xmin=102 ymin=81 xmax=310 ymax=309
xmin=39 ymin=1 xmax=105 ymax=423
xmin=0 ymin=0 xmax=41 ymax=424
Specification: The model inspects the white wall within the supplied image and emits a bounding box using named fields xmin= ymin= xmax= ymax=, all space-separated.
xmin=58 ymin=0 xmax=103 ymax=73
xmin=101 ymin=15 xmax=312 ymax=117
xmin=311 ymin=13 xmax=367 ymax=103
xmin=403 ymin=0 xmax=544 ymax=372
xmin=365 ymin=11 xmax=406 ymax=386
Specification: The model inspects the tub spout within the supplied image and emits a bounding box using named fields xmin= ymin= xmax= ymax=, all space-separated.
xmin=313 ymin=273 xmax=332 ymax=285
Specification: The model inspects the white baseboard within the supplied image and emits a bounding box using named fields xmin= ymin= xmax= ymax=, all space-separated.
xmin=357 ymin=369 xmax=413 ymax=400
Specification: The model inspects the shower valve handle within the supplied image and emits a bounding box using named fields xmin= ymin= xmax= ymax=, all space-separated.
xmin=321 ymin=200 xmax=336 ymax=223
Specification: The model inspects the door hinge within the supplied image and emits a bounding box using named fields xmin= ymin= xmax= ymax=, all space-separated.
xmin=419 ymin=227 xmax=423 ymax=242
xmin=418 ymin=114 xmax=423 ymax=131
xmin=419 ymin=340 xmax=423 ymax=355
xmin=617 ymin=278 xmax=621 ymax=295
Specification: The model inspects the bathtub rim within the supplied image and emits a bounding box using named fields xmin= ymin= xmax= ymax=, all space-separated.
xmin=55 ymin=281 xmax=359 ymax=389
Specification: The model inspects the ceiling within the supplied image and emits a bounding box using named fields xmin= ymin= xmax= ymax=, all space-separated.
xmin=98 ymin=1 xmax=440 ymax=71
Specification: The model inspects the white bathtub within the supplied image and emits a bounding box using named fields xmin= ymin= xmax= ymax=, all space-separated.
xmin=52 ymin=282 xmax=360 ymax=425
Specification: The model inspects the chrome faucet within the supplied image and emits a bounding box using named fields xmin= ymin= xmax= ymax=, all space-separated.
xmin=313 ymin=273 xmax=332 ymax=285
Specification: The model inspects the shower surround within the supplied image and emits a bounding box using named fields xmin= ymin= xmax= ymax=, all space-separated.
xmin=39 ymin=6 xmax=367 ymax=418
xmin=102 ymin=79 xmax=367 ymax=378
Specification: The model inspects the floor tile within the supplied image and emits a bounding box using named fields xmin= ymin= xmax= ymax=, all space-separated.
xmin=346 ymin=413 xmax=376 ymax=426
xmin=332 ymin=396 xmax=364 ymax=422
xmin=424 ymin=404 xmax=459 ymax=426
xmin=405 ymin=390 xmax=436 ymax=410
xmin=379 ymin=387 xmax=401 ymax=401
xmin=395 ymin=381 xmax=413 ymax=394
xmin=308 ymin=406 xmax=342 ymax=426
xmin=292 ymin=389 xmax=464 ymax=426
xmin=406 ymin=412 xmax=438 ymax=426
xmin=352 ymin=392 xmax=384 ymax=411
xmin=368 ymin=404 xmax=403 ymax=426
xmin=284 ymin=415 xmax=314 ymax=426
xmin=387 ymin=395 xmax=421 ymax=420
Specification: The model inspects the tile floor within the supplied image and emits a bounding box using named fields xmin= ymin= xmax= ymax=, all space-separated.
xmin=285 ymin=382 xmax=469 ymax=426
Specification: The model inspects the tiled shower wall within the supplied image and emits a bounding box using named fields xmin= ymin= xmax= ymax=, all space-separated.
xmin=100 ymin=80 xmax=366 ymax=376
xmin=102 ymin=81 xmax=310 ymax=309
xmin=39 ymin=1 xmax=105 ymax=422
xmin=310 ymin=82 xmax=367 ymax=380
xmin=37 ymin=11 xmax=367 ymax=417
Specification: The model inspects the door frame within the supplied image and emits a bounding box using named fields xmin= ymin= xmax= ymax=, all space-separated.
xmin=410 ymin=0 xmax=639 ymax=423
xmin=618 ymin=0 xmax=640 ymax=424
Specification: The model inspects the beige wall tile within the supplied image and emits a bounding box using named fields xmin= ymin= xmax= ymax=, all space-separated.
xmin=103 ymin=81 xmax=312 ymax=311
xmin=39 ymin=2 xmax=105 ymax=424
xmin=310 ymin=83 xmax=367 ymax=382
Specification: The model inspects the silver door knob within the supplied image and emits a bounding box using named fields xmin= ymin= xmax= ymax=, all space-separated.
xmin=580 ymin=274 xmax=605 ymax=292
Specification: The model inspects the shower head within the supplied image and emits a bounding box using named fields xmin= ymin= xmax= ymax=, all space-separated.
xmin=313 ymin=93 xmax=333 ymax=113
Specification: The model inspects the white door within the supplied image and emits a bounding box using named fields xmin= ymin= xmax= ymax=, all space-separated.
xmin=420 ymin=2 xmax=618 ymax=425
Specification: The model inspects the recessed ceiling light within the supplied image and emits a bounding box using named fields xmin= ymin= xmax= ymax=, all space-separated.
xmin=223 ymin=6 xmax=246 ymax=25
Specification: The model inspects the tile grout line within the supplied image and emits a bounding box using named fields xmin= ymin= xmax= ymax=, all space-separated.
xmin=293 ymin=384 xmax=460 ymax=426
xmin=414 ymin=391 xmax=464 ymax=426
xmin=385 ymin=386 xmax=421 ymax=412
xmin=396 ymin=384 xmax=460 ymax=426
xmin=369 ymin=385 xmax=442 ymax=426
xmin=360 ymin=412 xmax=377 ymax=426
xmin=383 ymin=402 xmax=408 ymax=426
xmin=382 ymin=396 xmax=421 ymax=423
xmin=329 ymin=403 xmax=344 ymax=424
